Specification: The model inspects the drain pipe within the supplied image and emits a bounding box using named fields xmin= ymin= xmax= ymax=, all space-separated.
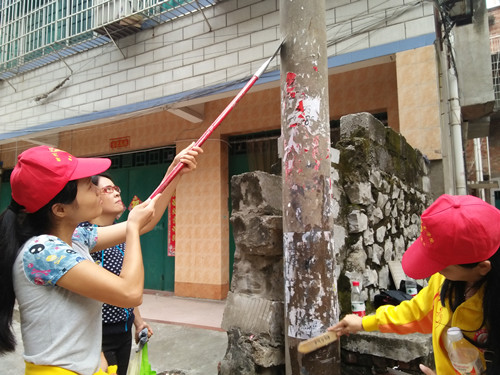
xmin=474 ymin=138 xmax=486 ymax=200
xmin=448 ymin=36 xmax=467 ymax=195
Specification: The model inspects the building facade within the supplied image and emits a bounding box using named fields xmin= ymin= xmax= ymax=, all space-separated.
xmin=0 ymin=0 xmax=495 ymax=298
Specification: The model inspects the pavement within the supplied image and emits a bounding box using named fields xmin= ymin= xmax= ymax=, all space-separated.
xmin=1 ymin=290 xmax=228 ymax=375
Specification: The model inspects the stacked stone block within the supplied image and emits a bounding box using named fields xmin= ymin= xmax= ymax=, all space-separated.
xmin=219 ymin=171 xmax=285 ymax=375
xmin=332 ymin=112 xmax=431 ymax=307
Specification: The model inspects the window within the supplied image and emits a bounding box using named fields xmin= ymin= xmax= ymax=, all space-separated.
xmin=0 ymin=0 xmax=217 ymax=79
xmin=0 ymin=0 xmax=94 ymax=74
xmin=491 ymin=37 xmax=500 ymax=109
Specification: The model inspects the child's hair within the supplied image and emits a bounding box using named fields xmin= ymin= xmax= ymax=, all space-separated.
xmin=0 ymin=180 xmax=78 ymax=353
xmin=441 ymin=247 xmax=500 ymax=374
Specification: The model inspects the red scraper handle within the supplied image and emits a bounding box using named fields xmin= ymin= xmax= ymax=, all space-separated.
xmin=149 ymin=40 xmax=284 ymax=199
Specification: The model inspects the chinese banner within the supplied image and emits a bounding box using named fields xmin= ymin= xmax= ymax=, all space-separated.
xmin=128 ymin=195 xmax=143 ymax=211
xmin=168 ymin=194 xmax=176 ymax=256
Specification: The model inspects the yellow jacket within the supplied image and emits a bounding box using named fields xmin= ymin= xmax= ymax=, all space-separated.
xmin=362 ymin=273 xmax=487 ymax=374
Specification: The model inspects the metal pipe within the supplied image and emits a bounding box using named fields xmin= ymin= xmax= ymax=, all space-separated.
xmin=474 ymin=138 xmax=485 ymax=200
xmin=448 ymin=48 xmax=467 ymax=195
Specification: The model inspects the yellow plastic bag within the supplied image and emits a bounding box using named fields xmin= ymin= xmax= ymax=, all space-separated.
xmin=94 ymin=365 xmax=118 ymax=374
xmin=25 ymin=361 xmax=117 ymax=374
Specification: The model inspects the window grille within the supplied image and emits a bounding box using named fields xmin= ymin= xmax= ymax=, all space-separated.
xmin=0 ymin=0 xmax=218 ymax=80
xmin=490 ymin=35 xmax=500 ymax=110
xmin=108 ymin=145 xmax=176 ymax=168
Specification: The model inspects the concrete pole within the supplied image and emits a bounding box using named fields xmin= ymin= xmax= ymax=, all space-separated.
xmin=280 ymin=1 xmax=340 ymax=374
xmin=448 ymin=34 xmax=467 ymax=195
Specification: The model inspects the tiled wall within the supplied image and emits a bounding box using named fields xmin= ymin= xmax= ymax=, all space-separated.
xmin=175 ymin=139 xmax=230 ymax=299
xmin=0 ymin=0 xmax=436 ymax=137
xmin=396 ymin=45 xmax=442 ymax=160
xmin=329 ymin=61 xmax=400 ymax=131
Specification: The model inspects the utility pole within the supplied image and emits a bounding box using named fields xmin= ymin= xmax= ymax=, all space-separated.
xmin=280 ymin=1 xmax=340 ymax=374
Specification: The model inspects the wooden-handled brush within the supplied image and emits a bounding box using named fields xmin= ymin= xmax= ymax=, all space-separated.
xmin=297 ymin=331 xmax=338 ymax=354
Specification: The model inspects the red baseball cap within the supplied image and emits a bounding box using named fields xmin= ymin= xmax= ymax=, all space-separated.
xmin=402 ymin=194 xmax=500 ymax=279
xmin=11 ymin=146 xmax=111 ymax=213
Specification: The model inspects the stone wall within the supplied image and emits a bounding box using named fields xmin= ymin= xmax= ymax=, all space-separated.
xmin=219 ymin=171 xmax=285 ymax=375
xmin=332 ymin=113 xmax=431 ymax=312
xmin=220 ymin=113 xmax=433 ymax=374
xmin=331 ymin=113 xmax=434 ymax=374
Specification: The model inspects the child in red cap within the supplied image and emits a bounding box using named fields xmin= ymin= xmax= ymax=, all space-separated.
xmin=0 ymin=144 xmax=202 ymax=375
xmin=328 ymin=194 xmax=500 ymax=375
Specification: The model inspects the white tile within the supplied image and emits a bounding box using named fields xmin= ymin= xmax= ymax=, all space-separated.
xmin=335 ymin=0 xmax=369 ymax=23
xmin=251 ymin=0 xmax=277 ymax=18
xmin=183 ymin=75 xmax=204 ymax=91
xmin=174 ymin=65 xmax=193 ymax=81
xmin=194 ymin=59 xmax=215 ymax=76
xmin=369 ymin=23 xmax=406 ymax=46
xmin=205 ymin=69 xmax=227 ymax=86
xmin=173 ymin=39 xmax=193 ymax=56
xmin=184 ymin=21 xmax=210 ymax=40
xmin=238 ymin=17 xmax=263 ymax=35
xmin=227 ymin=6 xmax=251 ymax=26
xmin=238 ymin=45 xmax=264 ymax=64
xmin=215 ymin=52 xmax=238 ymax=70
xmin=405 ymin=15 xmax=436 ymax=38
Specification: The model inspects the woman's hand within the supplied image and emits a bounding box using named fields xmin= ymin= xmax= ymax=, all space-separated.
xmin=135 ymin=321 xmax=153 ymax=343
xmin=127 ymin=195 xmax=159 ymax=232
xmin=327 ymin=314 xmax=364 ymax=337
xmin=167 ymin=142 xmax=203 ymax=176
xmin=419 ymin=364 xmax=436 ymax=375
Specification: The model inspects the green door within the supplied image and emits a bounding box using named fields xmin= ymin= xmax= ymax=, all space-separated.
xmin=111 ymin=164 xmax=174 ymax=291
xmin=0 ymin=181 xmax=11 ymax=212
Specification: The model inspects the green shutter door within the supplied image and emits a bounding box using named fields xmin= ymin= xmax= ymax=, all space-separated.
xmin=110 ymin=163 xmax=173 ymax=292
xmin=120 ymin=164 xmax=173 ymax=291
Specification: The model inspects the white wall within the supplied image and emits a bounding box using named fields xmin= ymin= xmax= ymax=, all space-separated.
xmin=0 ymin=0 xmax=435 ymax=141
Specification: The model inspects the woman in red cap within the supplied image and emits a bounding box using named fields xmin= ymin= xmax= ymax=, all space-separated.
xmin=79 ymin=173 xmax=154 ymax=375
xmin=328 ymin=194 xmax=500 ymax=375
xmin=0 ymin=144 xmax=202 ymax=375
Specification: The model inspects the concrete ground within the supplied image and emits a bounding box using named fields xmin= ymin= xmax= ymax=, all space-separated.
xmin=1 ymin=292 xmax=228 ymax=375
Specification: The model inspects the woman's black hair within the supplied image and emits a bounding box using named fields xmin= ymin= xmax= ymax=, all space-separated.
xmin=0 ymin=180 xmax=78 ymax=354
xmin=440 ymin=247 xmax=500 ymax=374
xmin=91 ymin=172 xmax=114 ymax=186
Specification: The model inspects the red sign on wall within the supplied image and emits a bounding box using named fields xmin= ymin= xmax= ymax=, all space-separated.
xmin=168 ymin=194 xmax=176 ymax=256
xmin=110 ymin=136 xmax=130 ymax=149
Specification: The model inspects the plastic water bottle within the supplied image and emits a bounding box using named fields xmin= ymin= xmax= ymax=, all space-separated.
xmin=447 ymin=327 xmax=484 ymax=374
xmin=405 ymin=277 xmax=418 ymax=297
xmin=351 ymin=281 xmax=365 ymax=317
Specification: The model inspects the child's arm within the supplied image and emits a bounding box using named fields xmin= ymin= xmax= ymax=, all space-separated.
xmin=328 ymin=314 xmax=364 ymax=336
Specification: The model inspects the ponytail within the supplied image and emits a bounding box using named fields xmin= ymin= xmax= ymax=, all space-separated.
xmin=0 ymin=180 xmax=78 ymax=354
xmin=0 ymin=203 xmax=23 ymax=352
xmin=483 ymin=248 xmax=500 ymax=374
